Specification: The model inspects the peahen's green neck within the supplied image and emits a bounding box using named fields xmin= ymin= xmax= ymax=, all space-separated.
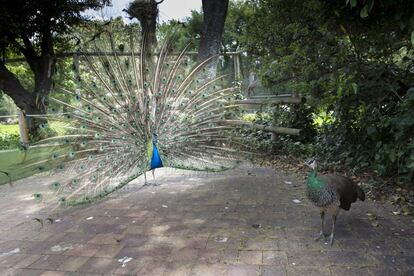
xmin=306 ymin=169 xmax=325 ymax=190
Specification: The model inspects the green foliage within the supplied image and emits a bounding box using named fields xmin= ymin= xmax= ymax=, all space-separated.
xmin=158 ymin=11 xmax=203 ymax=50
xmin=223 ymin=0 xmax=414 ymax=182
xmin=0 ymin=122 xmax=69 ymax=150
xmin=0 ymin=93 xmax=17 ymax=119
xmin=0 ymin=0 xmax=112 ymax=138
xmin=0 ymin=133 xmax=20 ymax=150
xmin=411 ymin=31 xmax=414 ymax=46
xmin=4 ymin=63 xmax=34 ymax=92
xmin=0 ymin=0 xmax=111 ymax=51
xmin=0 ymin=124 xmax=19 ymax=150
xmin=240 ymin=111 xmax=272 ymax=151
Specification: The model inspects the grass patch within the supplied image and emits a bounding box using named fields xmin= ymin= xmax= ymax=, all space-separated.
xmin=0 ymin=121 xmax=72 ymax=184
xmin=0 ymin=122 xmax=69 ymax=136
xmin=0 ymin=124 xmax=19 ymax=135
xmin=0 ymin=146 xmax=68 ymax=185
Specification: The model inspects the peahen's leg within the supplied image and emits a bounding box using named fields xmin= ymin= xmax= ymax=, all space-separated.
xmin=329 ymin=214 xmax=337 ymax=246
xmin=315 ymin=210 xmax=325 ymax=241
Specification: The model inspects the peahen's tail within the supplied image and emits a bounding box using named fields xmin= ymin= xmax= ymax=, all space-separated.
xmin=356 ymin=185 xmax=365 ymax=201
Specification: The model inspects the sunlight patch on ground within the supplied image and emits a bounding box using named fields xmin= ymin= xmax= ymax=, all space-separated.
xmin=18 ymin=193 xmax=38 ymax=201
xmin=22 ymin=204 xmax=44 ymax=215
xmin=149 ymin=224 xmax=170 ymax=235
xmin=184 ymin=218 xmax=205 ymax=225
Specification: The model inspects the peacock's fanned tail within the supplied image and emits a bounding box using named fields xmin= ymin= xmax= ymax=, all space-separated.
xmin=23 ymin=25 xmax=253 ymax=206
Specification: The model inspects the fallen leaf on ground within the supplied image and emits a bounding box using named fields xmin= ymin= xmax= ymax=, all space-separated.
xmin=371 ymin=221 xmax=379 ymax=227
xmin=214 ymin=236 xmax=228 ymax=243
xmin=118 ymin=256 xmax=133 ymax=267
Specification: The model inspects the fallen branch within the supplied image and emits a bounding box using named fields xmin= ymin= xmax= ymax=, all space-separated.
xmin=235 ymin=96 xmax=303 ymax=105
xmin=225 ymin=120 xmax=301 ymax=135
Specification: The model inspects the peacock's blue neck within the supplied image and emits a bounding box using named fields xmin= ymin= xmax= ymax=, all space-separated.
xmin=307 ymin=169 xmax=325 ymax=190
xmin=150 ymin=142 xmax=163 ymax=170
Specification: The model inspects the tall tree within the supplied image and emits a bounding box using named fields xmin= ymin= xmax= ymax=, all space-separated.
xmin=0 ymin=0 xmax=109 ymax=136
xmin=124 ymin=0 xmax=164 ymax=50
xmin=198 ymin=0 xmax=229 ymax=77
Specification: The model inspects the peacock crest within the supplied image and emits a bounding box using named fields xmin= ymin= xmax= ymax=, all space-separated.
xmin=23 ymin=24 xmax=254 ymax=206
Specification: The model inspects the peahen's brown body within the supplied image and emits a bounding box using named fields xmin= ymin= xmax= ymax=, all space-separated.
xmin=306 ymin=174 xmax=365 ymax=211
xmin=305 ymin=159 xmax=365 ymax=245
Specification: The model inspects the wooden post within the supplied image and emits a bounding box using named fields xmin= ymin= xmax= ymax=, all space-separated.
xmin=234 ymin=53 xmax=241 ymax=82
xmin=270 ymin=132 xmax=277 ymax=141
xmin=234 ymin=54 xmax=240 ymax=81
xmin=73 ymin=53 xmax=79 ymax=78
xmin=17 ymin=108 xmax=29 ymax=146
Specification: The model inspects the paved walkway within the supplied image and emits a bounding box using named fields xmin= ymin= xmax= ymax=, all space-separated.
xmin=0 ymin=166 xmax=412 ymax=275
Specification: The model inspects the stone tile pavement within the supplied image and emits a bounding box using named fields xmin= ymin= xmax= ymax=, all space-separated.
xmin=0 ymin=166 xmax=412 ymax=275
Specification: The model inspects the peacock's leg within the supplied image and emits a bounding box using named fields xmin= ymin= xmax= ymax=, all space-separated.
xmin=144 ymin=172 xmax=147 ymax=184
xmin=329 ymin=214 xmax=337 ymax=246
xmin=315 ymin=210 xmax=325 ymax=241
xmin=152 ymin=169 xmax=161 ymax=186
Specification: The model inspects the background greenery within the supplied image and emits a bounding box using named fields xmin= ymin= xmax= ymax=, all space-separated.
xmin=222 ymin=0 xmax=414 ymax=184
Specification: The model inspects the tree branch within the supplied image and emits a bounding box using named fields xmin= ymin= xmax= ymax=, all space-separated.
xmin=0 ymin=61 xmax=32 ymax=110
xmin=40 ymin=25 xmax=53 ymax=57
xmin=9 ymin=33 xmax=40 ymax=72
xmin=21 ymin=35 xmax=38 ymax=59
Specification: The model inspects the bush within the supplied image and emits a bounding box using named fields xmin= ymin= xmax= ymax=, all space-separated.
xmin=0 ymin=133 xmax=21 ymax=150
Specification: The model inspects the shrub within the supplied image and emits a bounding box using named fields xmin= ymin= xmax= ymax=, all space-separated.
xmin=0 ymin=133 xmax=21 ymax=150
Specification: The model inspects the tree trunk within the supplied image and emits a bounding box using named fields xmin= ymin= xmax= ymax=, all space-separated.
xmin=0 ymin=56 xmax=54 ymax=136
xmin=142 ymin=11 xmax=157 ymax=51
xmin=124 ymin=0 xmax=163 ymax=51
xmin=0 ymin=21 xmax=56 ymax=137
xmin=32 ymin=54 xmax=55 ymax=117
xmin=198 ymin=0 xmax=229 ymax=78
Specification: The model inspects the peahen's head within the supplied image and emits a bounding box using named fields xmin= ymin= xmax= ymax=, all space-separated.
xmin=305 ymin=158 xmax=317 ymax=170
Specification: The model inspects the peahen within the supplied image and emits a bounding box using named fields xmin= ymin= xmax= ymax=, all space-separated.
xmin=305 ymin=158 xmax=365 ymax=245
xmin=18 ymin=25 xmax=253 ymax=206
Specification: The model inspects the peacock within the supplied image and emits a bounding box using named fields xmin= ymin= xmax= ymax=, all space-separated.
xmin=14 ymin=25 xmax=254 ymax=207
xmin=305 ymin=158 xmax=365 ymax=245
xmin=144 ymin=133 xmax=163 ymax=184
